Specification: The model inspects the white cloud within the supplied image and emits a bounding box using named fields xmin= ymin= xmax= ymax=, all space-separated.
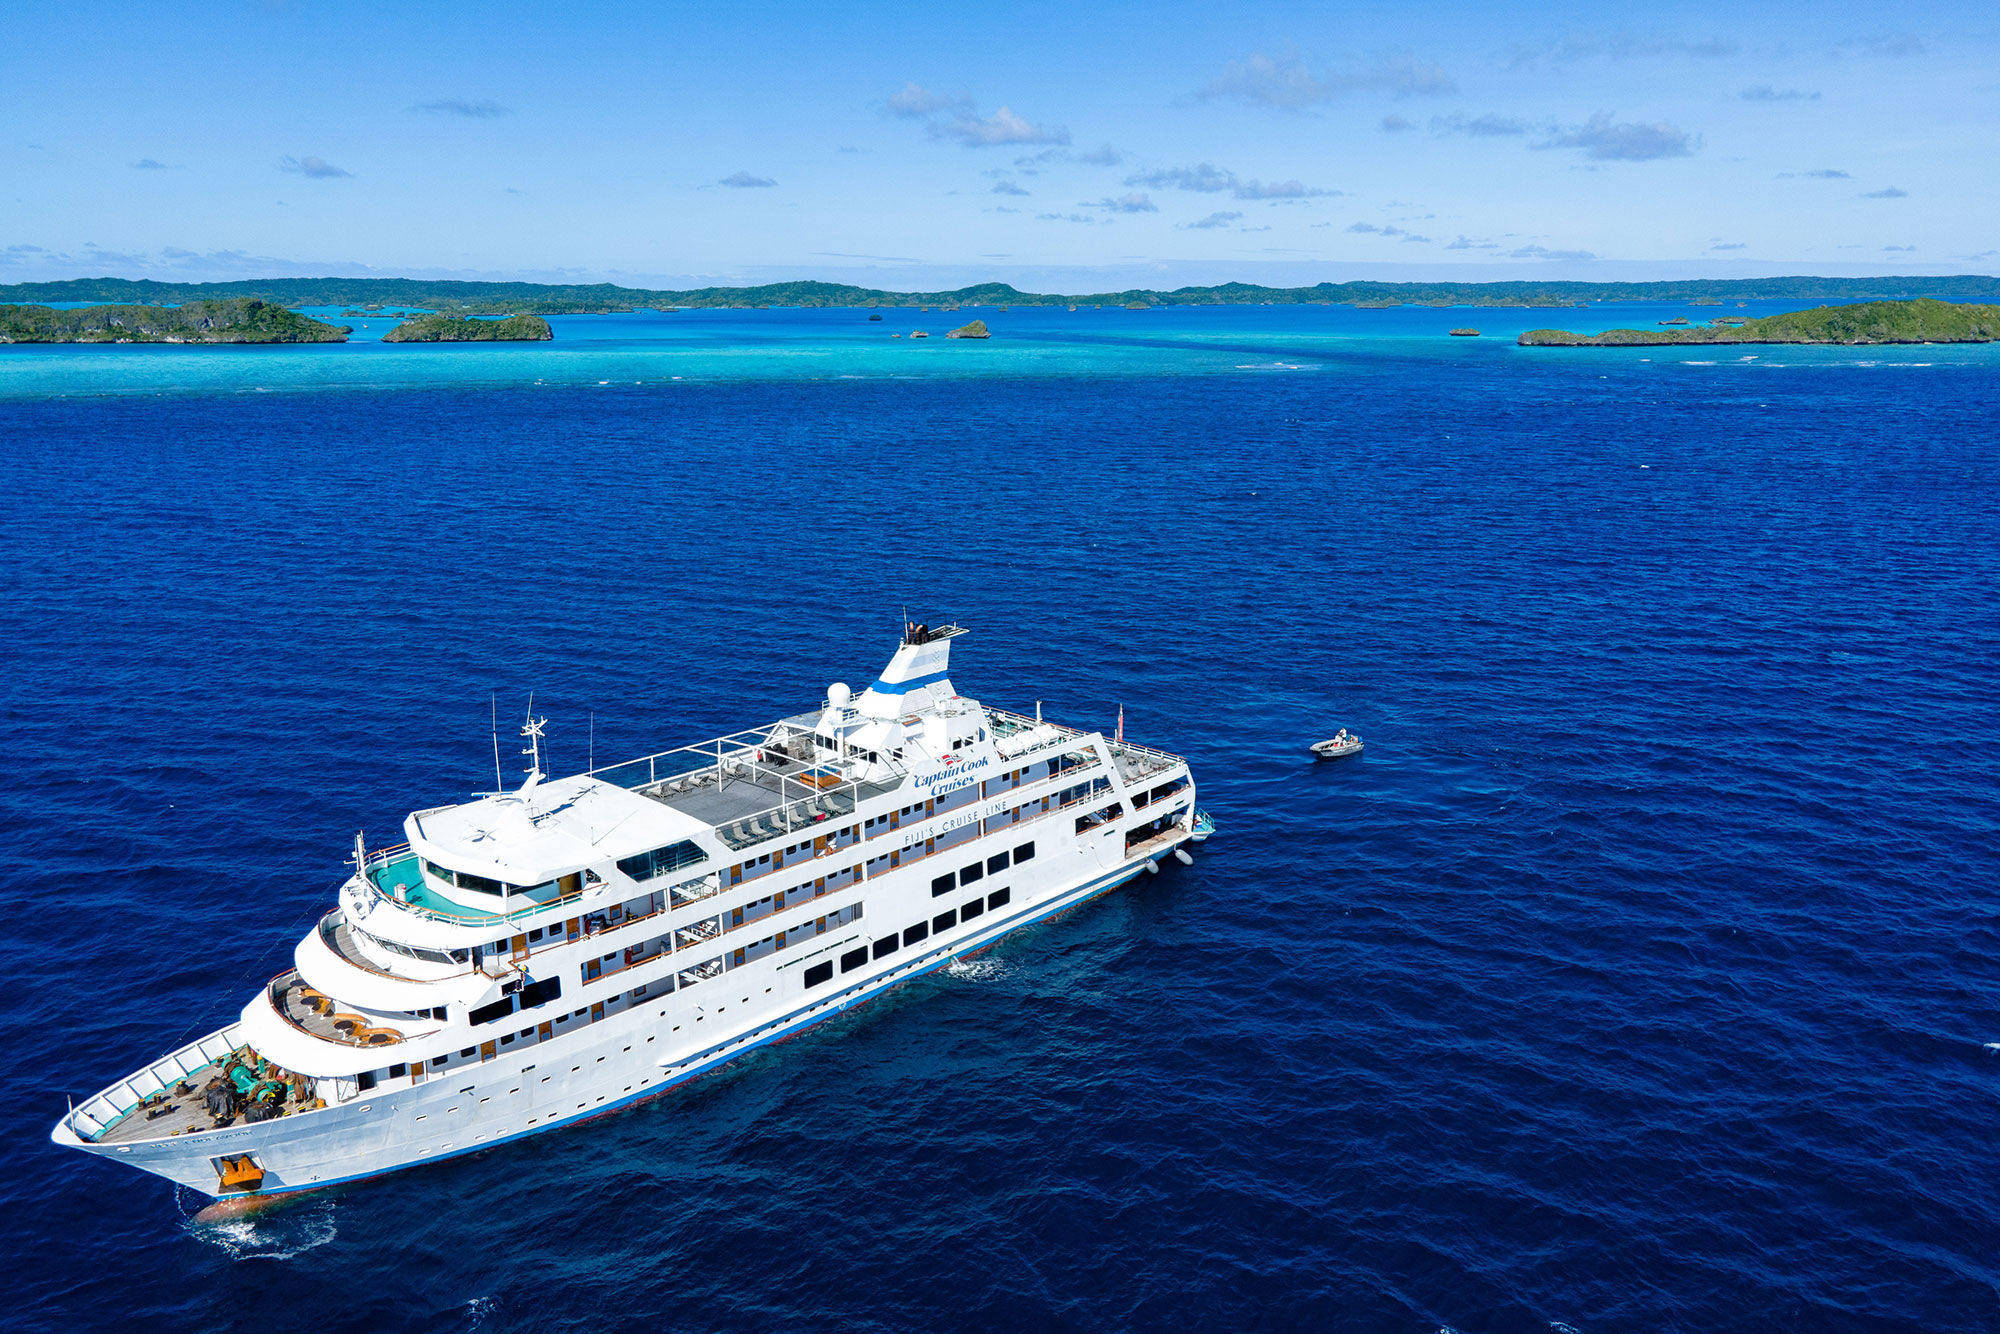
xmin=279 ymin=155 xmax=353 ymax=178
xmin=1431 ymin=113 xmax=1534 ymax=137
xmin=1741 ymin=86 xmax=1820 ymax=102
xmin=887 ymin=82 xmax=966 ymax=118
xmin=719 ymin=171 xmax=776 ymax=188
xmin=1510 ymin=244 xmax=1597 ymax=259
xmin=1093 ymin=193 xmax=1158 ymax=213
xmin=1540 ymin=114 xmax=1695 ymax=161
xmin=413 ymin=98 xmax=509 ymax=118
xmin=933 ymin=105 xmax=1069 ymax=147
xmin=1185 ymin=211 xmax=1244 ymax=230
xmin=1861 ymin=186 xmax=1908 ymax=198
xmin=991 ymin=180 xmax=1030 ymax=196
xmin=1197 ymin=47 xmax=1454 ymax=112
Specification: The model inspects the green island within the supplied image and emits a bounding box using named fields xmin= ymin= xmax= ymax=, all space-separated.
xmin=946 ymin=319 xmax=990 ymax=339
xmin=380 ymin=313 xmax=553 ymax=342
xmin=4 ymin=275 xmax=1999 ymax=317
xmin=0 ymin=298 xmax=346 ymax=344
xmin=1519 ymin=298 xmax=2000 ymax=347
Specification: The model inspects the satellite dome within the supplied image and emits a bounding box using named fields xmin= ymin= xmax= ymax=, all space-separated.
xmin=828 ymin=682 xmax=852 ymax=707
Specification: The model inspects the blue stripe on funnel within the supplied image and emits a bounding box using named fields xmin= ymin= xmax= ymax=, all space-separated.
xmin=868 ymin=669 xmax=951 ymax=695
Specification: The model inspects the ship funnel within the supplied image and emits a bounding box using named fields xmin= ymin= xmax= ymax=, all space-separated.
xmin=857 ymin=622 xmax=965 ymax=718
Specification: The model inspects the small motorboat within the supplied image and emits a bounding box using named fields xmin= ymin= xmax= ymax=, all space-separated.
xmin=1311 ymin=730 xmax=1363 ymax=760
xmin=1190 ymin=810 xmax=1216 ymax=843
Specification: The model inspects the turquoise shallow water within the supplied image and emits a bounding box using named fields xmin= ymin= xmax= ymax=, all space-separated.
xmin=6 ymin=301 xmax=1996 ymax=400
xmin=4 ymin=306 xmax=1999 ymax=1330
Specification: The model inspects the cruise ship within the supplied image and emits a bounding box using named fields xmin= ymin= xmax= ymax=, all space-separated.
xmin=52 ymin=625 xmax=1210 ymax=1203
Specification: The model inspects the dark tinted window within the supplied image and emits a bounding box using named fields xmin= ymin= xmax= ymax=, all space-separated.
xmin=356 ymin=1070 xmax=377 ymax=1092
xmin=932 ymin=873 xmax=955 ymax=897
xmin=961 ymin=898 xmax=985 ymax=921
xmin=987 ymin=851 xmax=1010 ymax=874
xmin=804 ymin=961 xmax=833 ymax=987
xmin=841 ymin=947 xmax=868 ymax=972
xmin=873 ymin=936 xmax=899 ymax=960
xmin=519 ymin=976 xmax=563 ymax=1009
xmin=388 ymin=1063 xmax=407 ymax=1079
xmin=904 ymin=922 xmax=929 ymax=945
xmin=933 ymin=909 xmax=957 ymax=932
xmin=988 ymin=887 xmax=1011 ymax=909
xmin=469 ymin=996 xmax=515 ymax=1026
xmin=1014 ymin=841 xmax=1035 ymax=863
xmin=616 ymin=839 xmax=708 ymax=881
xmin=961 ymin=862 xmax=984 ymax=885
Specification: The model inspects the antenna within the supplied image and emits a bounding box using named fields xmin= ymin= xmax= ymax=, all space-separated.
xmin=589 ymin=710 xmax=596 ymax=772
xmin=520 ymin=695 xmax=548 ymax=782
xmin=491 ymin=693 xmax=502 ymax=793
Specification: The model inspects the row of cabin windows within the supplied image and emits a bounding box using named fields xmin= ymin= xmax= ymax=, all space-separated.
xmin=616 ymin=839 xmax=707 ymax=883
xmin=932 ymin=841 xmax=1034 ymax=897
xmin=804 ymin=886 xmax=1013 ymax=989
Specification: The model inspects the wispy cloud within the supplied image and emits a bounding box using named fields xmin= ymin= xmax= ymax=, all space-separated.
xmin=1510 ymin=31 xmax=1735 ymax=69
xmin=934 ymin=105 xmax=1069 ymax=147
xmin=1036 ymin=212 xmax=1098 ymax=224
xmin=1185 ymin=211 xmax=1243 ymax=230
xmin=413 ymin=98 xmax=509 ymax=118
xmin=1125 ymin=162 xmax=1336 ymax=199
xmin=1711 ymin=241 xmax=1747 ymax=250
xmin=1446 ymin=235 xmax=1497 ymax=250
xmin=991 ymin=180 xmax=1030 ymax=196
xmin=1784 ymin=167 xmax=1850 ymax=179
xmin=1541 ymin=113 xmax=1695 ymax=161
xmin=1882 ymin=244 xmax=1916 ymax=251
xmin=1741 ymin=86 xmax=1820 ymax=101
xmin=1861 ymin=186 xmax=1908 ymax=198
xmin=1068 ymin=144 xmax=1125 ymax=166
xmin=1347 ymin=222 xmax=1432 ymax=242
xmin=1838 ymin=34 xmax=1924 ymax=58
xmin=1196 ymin=47 xmax=1454 ymax=112
xmin=1430 ymin=113 xmax=1534 ymax=137
xmin=1093 ymin=193 xmax=1157 ymax=213
xmin=1128 ymin=162 xmax=1236 ymax=193
xmin=1510 ymin=244 xmax=1597 ymax=260
xmin=889 ymin=85 xmax=1070 ymax=148
xmin=279 ymin=155 xmax=352 ymax=178
xmin=1381 ymin=114 xmax=1415 ymax=132
xmin=720 ymin=171 xmax=776 ymax=188
xmin=887 ymin=82 xmax=967 ymax=118
xmin=132 ymin=158 xmax=171 ymax=170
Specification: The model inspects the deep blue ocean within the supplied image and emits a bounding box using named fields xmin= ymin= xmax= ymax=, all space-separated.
xmin=4 ymin=304 xmax=1998 ymax=1332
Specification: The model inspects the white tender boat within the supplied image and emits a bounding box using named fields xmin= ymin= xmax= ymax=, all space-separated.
xmin=53 ymin=623 xmax=1213 ymax=1206
xmin=1311 ymin=730 xmax=1363 ymax=760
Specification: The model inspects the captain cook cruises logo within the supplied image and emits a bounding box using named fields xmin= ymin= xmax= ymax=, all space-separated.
xmin=916 ymin=754 xmax=990 ymax=793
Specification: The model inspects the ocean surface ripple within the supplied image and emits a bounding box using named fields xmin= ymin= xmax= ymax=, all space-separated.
xmin=3 ymin=308 xmax=1997 ymax=1331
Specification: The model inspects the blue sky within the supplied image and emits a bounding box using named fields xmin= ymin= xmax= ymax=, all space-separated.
xmin=2 ymin=1 xmax=1994 ymax=289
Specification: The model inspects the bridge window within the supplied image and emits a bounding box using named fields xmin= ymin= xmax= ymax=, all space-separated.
xmin=618 ymin=840 xmax=708 ymax=882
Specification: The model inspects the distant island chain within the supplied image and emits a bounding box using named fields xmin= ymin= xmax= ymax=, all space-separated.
xmin=2 ymin=294 xmax=1995 ymax=348
xmin=5 ymin=274 xmax=2000 ymax=318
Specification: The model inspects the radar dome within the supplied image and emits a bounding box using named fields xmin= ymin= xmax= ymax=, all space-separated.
xmin=828 ymin=682 xmax=852 ymax=707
